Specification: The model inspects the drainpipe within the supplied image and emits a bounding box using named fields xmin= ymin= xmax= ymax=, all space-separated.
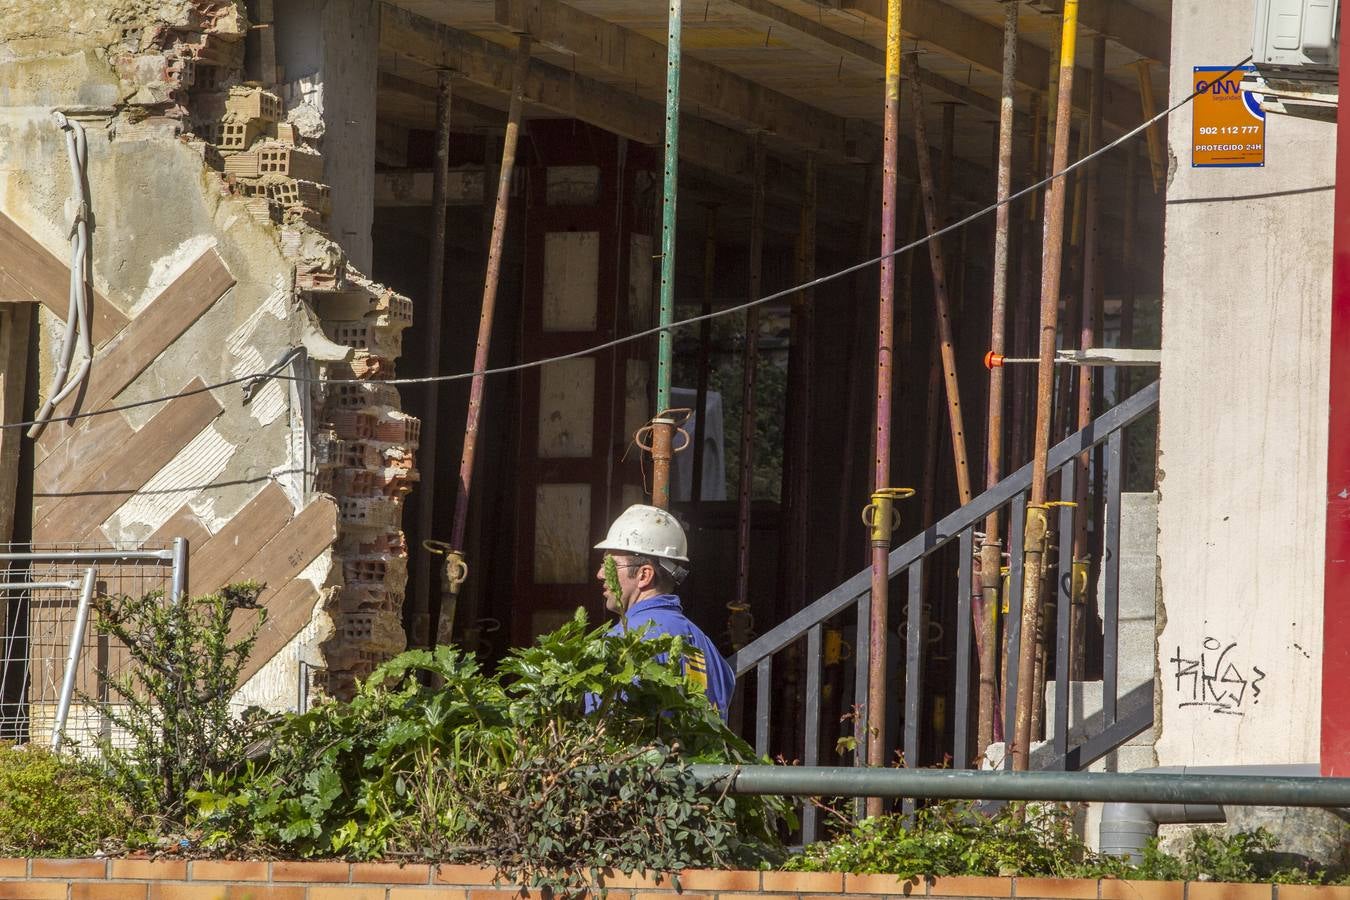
xmin=1099 ymin=765 xmax=1319 ymax=861
xmin=1013 ymin=0 xmax=1078 ymax=773
xmin=865 ymin=0 xmax=904 ymax=816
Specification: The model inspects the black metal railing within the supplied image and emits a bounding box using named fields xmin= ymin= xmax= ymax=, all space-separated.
xmin=729 ymin=381 xmax=1160 ymax=841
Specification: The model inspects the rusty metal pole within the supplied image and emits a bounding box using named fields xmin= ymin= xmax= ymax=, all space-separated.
xmin=1119 ymin=148 xmax=1140 ymax=407
xmin=733 ymin=137 xmax=767 ymax=639
xmin=865 ymin=0 xmax=903 ymax=816
xmin=1070 ymin=36 xmax=1106 ymax=680
xmin=691 ymin=206 xmax=717 ymax=504
xmin=1009 ymin=91 xmax=1042 ymax=473
xmin=909 ymin=70 xmax=973 ymax=507
xmin=412 ymin=69 xmax=453 ymax=650
xmin=438 ymin=35 xmax=531 ymax=647
xmin=1012 ymin=0 xmax=1078 ymax=773
xmin=978 ymin=0 xmax=1018 ymax=757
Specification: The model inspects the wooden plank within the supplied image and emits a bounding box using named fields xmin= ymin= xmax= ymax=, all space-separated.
xmin=32 ymin=380 xmax=223 ymax=542
xmin=234 ymin=578 xmax=320 ymax=686
xmin=32 ymin=412 xmax=134 ymax=496
xmin=34 ymin=247 xmax=234 ymax=463
xmin=0 ymin=211 xmax=127 ymax=344
xmin=187 ymin=482 xmax=295 ymax=596
xmin=218 ymin=495 xmax=337 ymax=597
xmin=496 ymin=0 xmax=866 ymax=161
xmin=0 ymin=305 xmax=31 ymax=544
xmin=147 ymin=503 xmax=212 ymax=551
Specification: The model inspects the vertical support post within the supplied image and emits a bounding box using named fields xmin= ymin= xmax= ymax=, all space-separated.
xmin=692 ymin=207 xmax=717 ymax=503
xmin=734 ymin=138 xmax=767 ymax=628
xmin=52 ymin=567 xmax=97 ymax=751
xmin=1003 ymin=491 xmax=1026 ymax=757
xmin=1011 ymin=92 xmax=1043 ymax=471
xmin=1119 ymin=148 xmax=1140 ymax=409
xmin=866 ymin=0 xmax=903 ymax=818
xmin=442 ymin=35 xmax=531 ymax=644
xmin=1103 ymin=429 xmax=1123 ymax=728
xmin=955 ymin=527 xmax=974 ymax=768
xmin=412 ymin=69 xmax=453 ymax=649
xmin=1013 ymin=0 xmax=1078 ymax=772
xmin=1134 ymin=60 xmax=1166 ymax=193
xmin=756 ymin=657 xmax=772 ymax=757
xmin=1070 ymin=36 xmax=1106 ymax=679
xmin=650 ymin=0 xmax=684 ymax=510
xmin=909 ymin=70 xmax=973 ymax=507
xmin=786 ymin=156 xmax=818 ymax=614
xmin=803 ymin=623 xmax=822 ymax=842
xmin=978 ymin=0 xmax=1017 ymax=758
xmin=903 ymin=560 xmax=924 ymax=771
xmin=1322 ymin=0 xmax=1350 ymax=777
xmin=170 ymin=536 xmax=188 ymax=604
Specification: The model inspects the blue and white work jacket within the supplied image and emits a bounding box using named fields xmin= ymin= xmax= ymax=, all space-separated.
xmin=609 ymin=594 xmax=736 ymax=721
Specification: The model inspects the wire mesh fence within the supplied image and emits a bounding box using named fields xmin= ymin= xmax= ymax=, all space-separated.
xmin=0 ymin=541 xmax=183 ymax=751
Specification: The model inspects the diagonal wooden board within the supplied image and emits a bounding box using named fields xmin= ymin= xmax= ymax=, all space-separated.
xmin=234 ymin=578 xmax=320 ymax=687
xmin=34 ymin=246 xmax=235 ymax=467
xmin=147 ymin=502 xmax=212 ymax=550
xmin=0 ymin=212 xmax=127 ymax=344
xmin=187 ymin=482 xmax=295 ymax=597
xmin=32 ymin=379 xmax=223 ymax=542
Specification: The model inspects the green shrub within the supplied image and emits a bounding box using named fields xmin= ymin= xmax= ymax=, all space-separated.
xmin=87 ymin=582 xmax=271 ymax=828
xmin=0 ymin=744 xmax=132 ymax=856
xmin=785 ymin=802 xmax=1091 ymax=878
xmin=191 ymin=610 xmax=789 ymax=889
xmin=788 ymin=806 xmax=1346 ymax=885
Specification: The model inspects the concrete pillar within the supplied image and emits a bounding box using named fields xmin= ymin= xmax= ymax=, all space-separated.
xmin=274 ymin=0 xmax=378 ymax=273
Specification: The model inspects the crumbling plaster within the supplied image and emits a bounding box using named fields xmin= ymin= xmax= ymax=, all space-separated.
xmin=0 ymin=0 xmax=416 ymax=702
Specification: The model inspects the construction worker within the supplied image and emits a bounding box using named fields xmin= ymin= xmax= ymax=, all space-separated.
xmin=592 ymin=504 xmax=735 ymax=720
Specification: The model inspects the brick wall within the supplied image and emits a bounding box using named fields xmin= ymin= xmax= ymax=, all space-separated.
xmin=0 ymin=860 xmax=1345 ymax=900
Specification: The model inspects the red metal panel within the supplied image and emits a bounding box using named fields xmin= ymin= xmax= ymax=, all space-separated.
xmin=1323 ymin=10 xmax=1350 ymax=777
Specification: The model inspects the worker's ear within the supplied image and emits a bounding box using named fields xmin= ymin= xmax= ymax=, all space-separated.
xmin=638 ymin=560 xmax=658 ymax=589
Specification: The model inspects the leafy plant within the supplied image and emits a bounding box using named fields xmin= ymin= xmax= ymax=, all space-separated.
xmin=0 ymin=744 xmax=133 ymax=856
xmin=86 ymin=582 xmax=271 ymax=827
xmin=191 ymin=610 xmax=789 ymax=889
xmin=789 ymin=805 xmax=1347 ymax=886
xmin=786 ymin=801 xmax=1091 ymax=878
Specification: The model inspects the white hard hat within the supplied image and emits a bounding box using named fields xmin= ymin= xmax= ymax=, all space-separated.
xmin=594 ymin=504 xmax=690 ymax=564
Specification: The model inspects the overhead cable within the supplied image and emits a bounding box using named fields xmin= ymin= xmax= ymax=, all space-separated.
xmin=1 ymin=57 xmax=1249 ymax=434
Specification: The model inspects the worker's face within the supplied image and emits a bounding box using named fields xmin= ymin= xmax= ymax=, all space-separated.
xmin=596 ymin=553 xmax=655 ymax=615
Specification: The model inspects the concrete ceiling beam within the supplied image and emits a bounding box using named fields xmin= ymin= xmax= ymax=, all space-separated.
xmin=795 ymin=0 xmax=1142 ymax=132
xmin=494 ymin=0 xmax=871 ymax=162
xmin=1033 ymin=0 xmax=1171 ymax=65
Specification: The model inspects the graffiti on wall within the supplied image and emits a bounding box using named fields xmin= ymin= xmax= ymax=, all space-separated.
xmin=1169 ymin=636 xmax=1267 ymax=716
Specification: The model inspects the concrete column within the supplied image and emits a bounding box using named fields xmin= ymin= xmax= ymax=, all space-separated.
xmin=274 ymin=0 xmax=378 ymax=273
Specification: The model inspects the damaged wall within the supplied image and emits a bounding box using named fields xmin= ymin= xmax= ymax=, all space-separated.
xmin=0 ymin=0 xmax=415 ymax=704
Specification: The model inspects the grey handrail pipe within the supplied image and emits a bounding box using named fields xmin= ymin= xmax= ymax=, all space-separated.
xmin=729 ymin=380 xmax=1160 ymax=675
xmin=1098 ymin=764 xmax=1325 ymax=861
xmin=687 ymin=765 xmax=1350 ymax=808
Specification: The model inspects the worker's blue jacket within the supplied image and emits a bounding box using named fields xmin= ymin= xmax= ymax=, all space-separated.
xmin=604 ymin=594 xmax=736 ymax=721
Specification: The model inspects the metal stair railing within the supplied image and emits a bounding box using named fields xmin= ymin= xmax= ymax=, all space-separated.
xmin=728 ymin=381 xmax=1159 ymax=838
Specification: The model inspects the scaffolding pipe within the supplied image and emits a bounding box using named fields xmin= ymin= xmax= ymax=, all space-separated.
xmin=866 ymin=0 xmax=904 ymax=815
xmin=1071 ymin=36 xmax=1106 ymax=679
xmin=1134 ymin=60 xmax=1166 ymax=193
xmin=687 ymin=765 xmax=1350 ymax=807
xmin=911 ymin=70 xmax=974 ymax=511
xmin=979 ymin=0 xmax=1018 ymax=758
xmin=650 ymin=0 xmax=683 ymax=510
xmin=441 ymin=34 xmax=531 ymax=645
xmin=413 ymin=69 xmax=453 ymax=650
xmin=691 ymin=206 xmax=716 ymax=503
xmin=1013 ymin=0 xmax=1078 ymax=773
xmin=733 ymin=137 xmax=767 ymax=631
